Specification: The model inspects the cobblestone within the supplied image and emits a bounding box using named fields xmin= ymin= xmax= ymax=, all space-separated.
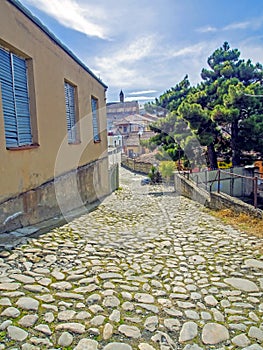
xmin=0 ymin=168 xmax=262 ymax=349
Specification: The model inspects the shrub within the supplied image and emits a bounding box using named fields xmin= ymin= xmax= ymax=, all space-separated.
xmin=159 ymin=161 xmax=176 ymax=182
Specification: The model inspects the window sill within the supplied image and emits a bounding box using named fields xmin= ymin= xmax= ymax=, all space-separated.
xmin=7 ymin=144 xmax=40 ymax=151
xmin=68 ymin=141 xmax=81 ymax=145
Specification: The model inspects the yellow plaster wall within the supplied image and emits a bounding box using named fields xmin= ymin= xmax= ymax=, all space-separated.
xmin=0 ymin=1 xmax=108 ymax=202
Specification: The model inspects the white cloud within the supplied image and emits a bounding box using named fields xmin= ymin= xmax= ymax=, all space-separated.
xmin=197 ymin=26 xmax=217 ymax=33
xmin=124 ymin=96 xmax=156 ymax=102
xmin=19 ymin=0 xmax=263 ymax=104
xmin=223 ymin=17 xmax=263 ymax=31
xmin=223 ymin=21 xmax=251 ymax=31
xmin=128 ymin=90 xmax=157 ymax=95
xmin=23 ymin=0 xmax=108 ymax=39
xmin=94 ymin=38 xmax=218 ymax=101
xmin=116 ymin=36 xmax=157 ymax=63
xmin=197 ymin=17 xmax=263 ymax=35
xmin=238 ymin=37 xmax=263 ymax=64
xmin=22 ymin=0 xmax=158 ymax=41
xmin=170 ymin=42 xmax=207 ymax=58
xmin=93 ymin=35 xmax=157 ymax=88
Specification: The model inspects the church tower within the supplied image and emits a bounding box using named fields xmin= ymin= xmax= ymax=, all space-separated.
xmin=119 ymin=90 xmax=124 ymax=103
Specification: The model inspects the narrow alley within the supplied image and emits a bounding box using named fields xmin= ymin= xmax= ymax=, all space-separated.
xmin=0 ymin=168 xmax=262 ymax=350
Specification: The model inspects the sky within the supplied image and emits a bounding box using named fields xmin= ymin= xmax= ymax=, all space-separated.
xmin=19 ymin=0 xmax=263 ymax=104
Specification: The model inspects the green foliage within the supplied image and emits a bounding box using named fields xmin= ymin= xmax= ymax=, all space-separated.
xmin=158 ymin=75 xmax=190 ymax=110
xmin=240 ymin=114 xmax=263 ymax=155
xmin=148 ymin=41 xmax=263 ymax=168
xmin=159 ymin=161 xmax=176 ymax=181
xmin=148 ymin=166 xmax=162 ymax=184
xmin=0 ymin=331 xmax=5 ymax=341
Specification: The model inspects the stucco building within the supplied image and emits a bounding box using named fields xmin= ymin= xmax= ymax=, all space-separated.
xmin=106 ymin=91 xmax=139 ymax=130
xmin=0 ymin=0 xmax=111 ymax=233
xmin=111 ymin=114 xmax=158 ymax=157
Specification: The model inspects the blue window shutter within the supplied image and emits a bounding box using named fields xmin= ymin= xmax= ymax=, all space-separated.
xmin=91 ymin=97 xmax=100 ymax=141
xmin=0 ymin=48 xmax=17 ymax=147
xmin=13 ymin=55 xmax=32 ymax=146
xmin=0 ymin=48 xmax=32 ymax=147
xmin=64 ymin=82 xmax=76 ymax=143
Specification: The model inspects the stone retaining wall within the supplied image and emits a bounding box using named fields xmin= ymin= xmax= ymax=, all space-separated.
xmin=210 ymin=192 xmax=263 ymax=218
xmin=121 ymin=156 xmax=152 ymax=175
xmin=174 ymin=172 xmax=210 ymax=206
xmin=109 ymin=164 xmax=119 ymax=192
xmin=174 ymin=172 xmax=263 ymax=219
xmin=0 ymin=157 xmax=114 ymax=234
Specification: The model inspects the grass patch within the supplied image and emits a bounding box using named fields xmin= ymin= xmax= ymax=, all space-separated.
xmin=0 ymin=331 xmax=6 ymax=341
xmin=210 ymin=209 xmax=263 ymax=240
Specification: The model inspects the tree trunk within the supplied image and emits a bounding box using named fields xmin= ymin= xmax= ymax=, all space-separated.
xmin=231 ymin=119 xmax=241 ymax=167
xmin=207 ymin=143 xmax=218 ymax=169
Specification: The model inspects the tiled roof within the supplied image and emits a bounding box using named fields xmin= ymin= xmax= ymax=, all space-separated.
xmin=136 ymin=150 xmax=159 ymax=164
xmin=114 ymin=114 xmax=155 ymax=125
xmin=126 ymin=131 xmax=156 ymax=146
xmin=107 ymin=101 xmax=138 ymax=108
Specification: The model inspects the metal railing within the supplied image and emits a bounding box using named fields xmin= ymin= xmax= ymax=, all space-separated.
xmin=209 ymin=170 xmax=259 ymax=208
xmin=181 ymin=168 xmax=262 ymax=209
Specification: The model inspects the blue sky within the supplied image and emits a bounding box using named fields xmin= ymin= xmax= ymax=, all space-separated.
xmin=19 ymin=0 xmax=263 ymax=103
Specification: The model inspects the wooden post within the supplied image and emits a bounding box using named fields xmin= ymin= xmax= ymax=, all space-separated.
xmin=254 ymin=177 xmax=258 ymax=209
xmin=218 ymin=170 xmax=221 ymax=193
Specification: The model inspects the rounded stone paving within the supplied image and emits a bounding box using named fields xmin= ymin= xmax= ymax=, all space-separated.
xmin=0 ymin=168 xmax=262 ymax=349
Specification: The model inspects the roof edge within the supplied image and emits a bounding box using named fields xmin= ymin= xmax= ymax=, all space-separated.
xmin=7 ymin=0 xmax=107 ymax=89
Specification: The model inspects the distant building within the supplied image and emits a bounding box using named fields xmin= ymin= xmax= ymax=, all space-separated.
xmin=107 ymin=130 xmax=122 ymax=148
xmin=107 ymin=91 xmax=139 ymax=130
xmin=125 ymin=131 xmax=156 ymax=158
xmin=107 ymin=92 xmax=160 ymax=158
xmin=111 ymin=114 xmax=157 ymax=157
xmin=113 ymin=114 xmax=158 ymax=135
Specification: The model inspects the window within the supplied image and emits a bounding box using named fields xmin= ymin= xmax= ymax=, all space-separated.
xmin=64 ymin=81 xmax=78 ymax=144
xmin=91 ymin=97 xmax=100 ymax=142
xmin=0 ymin=47 xmax=32 ymax=148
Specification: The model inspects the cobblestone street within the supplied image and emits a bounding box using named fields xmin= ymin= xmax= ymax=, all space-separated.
xmin=0 ymin=168 xmax=263 ymax=350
